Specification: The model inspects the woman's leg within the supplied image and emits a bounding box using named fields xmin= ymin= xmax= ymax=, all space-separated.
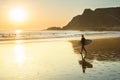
xmin=83 ymin=47 xmax=87 ymax=58
xmin=80 ymin=46 xmax=84 ymax=54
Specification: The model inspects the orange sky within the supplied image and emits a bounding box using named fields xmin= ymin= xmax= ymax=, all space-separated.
xmin=0 ymin=0 xmax=119 ymax=30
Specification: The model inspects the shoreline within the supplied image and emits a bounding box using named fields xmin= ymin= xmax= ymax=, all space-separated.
xmin=70 ymin=37 xmax=120 ymax=61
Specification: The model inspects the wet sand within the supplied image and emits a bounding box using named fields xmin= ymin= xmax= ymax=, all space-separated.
xmin=0 ymin=37 xmax=120 ymax=80
xmin=70 ymin=37 xmax=120 ymax=61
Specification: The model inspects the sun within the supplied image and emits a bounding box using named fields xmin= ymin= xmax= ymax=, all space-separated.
xmin=9 ymin=7 xmax=27 ymax=22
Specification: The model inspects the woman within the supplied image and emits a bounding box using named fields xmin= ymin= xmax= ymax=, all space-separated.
xmin=80 ymin=34 xmax=87 ymax=58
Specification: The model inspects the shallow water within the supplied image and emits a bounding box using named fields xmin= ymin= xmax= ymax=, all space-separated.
xmin=0 ymin=40 xmax=120 ymax=80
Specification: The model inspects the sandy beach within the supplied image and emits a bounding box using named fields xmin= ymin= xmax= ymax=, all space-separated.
xmin=70 ymin=37 xmax=120 ymax=61
xmin=0 ymin=36 xmax=120 ymax=80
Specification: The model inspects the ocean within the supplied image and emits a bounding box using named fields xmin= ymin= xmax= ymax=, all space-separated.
xmin=0 ymin=30 xmax=120 ymax=42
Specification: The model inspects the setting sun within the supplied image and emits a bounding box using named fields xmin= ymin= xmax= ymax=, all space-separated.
xmin=9 ymin=7 xmax=27 ymax=22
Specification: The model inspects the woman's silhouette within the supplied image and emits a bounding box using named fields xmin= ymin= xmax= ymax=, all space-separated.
xmin=80 ymin=35 xmax=87 ymax=58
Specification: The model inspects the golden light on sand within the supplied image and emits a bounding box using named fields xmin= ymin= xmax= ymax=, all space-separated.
xmin=14 ymin=44 xmax=26 ymax=63
xmin=9 ymin=8 xmax=27 ymax=22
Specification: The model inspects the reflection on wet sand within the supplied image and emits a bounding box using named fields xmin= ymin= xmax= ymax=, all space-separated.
xmin=71 ymin=37 xmax=120 ymax=61
xmin=78 ymin=54 xmax=93 ymax=73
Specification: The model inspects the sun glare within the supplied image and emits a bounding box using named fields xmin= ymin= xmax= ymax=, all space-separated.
xmin=15 ymin=30 xmax=23 ymax=34
xmin=9 ymin=7 xmax=27 ymax=22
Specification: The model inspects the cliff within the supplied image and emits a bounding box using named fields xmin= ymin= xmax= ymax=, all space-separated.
xmin=63 ymin=7 xmax=120 ymax=30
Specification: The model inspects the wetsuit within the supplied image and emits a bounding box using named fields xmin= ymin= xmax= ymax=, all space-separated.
xmin=80 ymin=36 xmax=87 ymax=58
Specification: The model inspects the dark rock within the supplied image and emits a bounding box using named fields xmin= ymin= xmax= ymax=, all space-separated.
xmin=63 ymin=7 xmax=120 ymax=30
xmin=47 ymin=27 xmax=62 ymax=30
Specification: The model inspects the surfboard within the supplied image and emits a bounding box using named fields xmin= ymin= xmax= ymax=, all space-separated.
xmin=79 ymin=39 xmax=92 ymax=46
xmin=79 ymin=60 xmax=93 ymax=68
